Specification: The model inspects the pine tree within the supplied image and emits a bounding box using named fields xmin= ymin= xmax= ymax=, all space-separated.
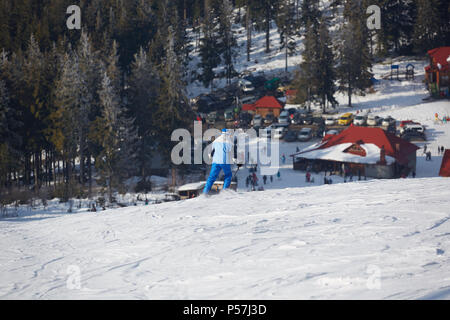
xmin=293 ymin=19 xmax=318 ymax=110
xmin=276 ymin=0 xmax=299 ymax=72
xmin=155 ymin=27 xmax=190 ymax=163
xmin=413 ymin=0 xmax=441 ymax=53
xmin=218 ymin=0 xmax=237 ymax=85
xmin=198 ymin=0 xmax=220 ymax=89
xmin=316 ymin=16 xmax=337 ymax=111
xmin=95 ymin=72 xmax=137 ymax=203
xmin=76 ymin=32 xmax=101 ymax=187
xmin=128 ymin=47 xmax=160 ymax=182
xmin=336 ymin=0 xmax=373 ymax=108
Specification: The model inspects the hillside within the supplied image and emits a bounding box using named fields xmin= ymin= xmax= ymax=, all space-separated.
xmin=1 ymin=178 xmax=450 ymax=299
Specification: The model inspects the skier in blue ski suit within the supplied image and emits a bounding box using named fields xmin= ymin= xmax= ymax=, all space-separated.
xmin=203 ymin=129 xmax=236 ymax=194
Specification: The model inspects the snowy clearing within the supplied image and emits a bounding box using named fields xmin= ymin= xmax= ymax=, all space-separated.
xmin=1 ymin=178 xmax=450 ymax=300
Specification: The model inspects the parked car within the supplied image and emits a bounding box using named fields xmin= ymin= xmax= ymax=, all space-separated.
xmin=400 ymin=123 xmax=424 ymax=134
xmin=238 ymin=79 xmax=255 ymax=93
xmin=273 ymin=126 xmax=287 ymax=139
xmin=367 ymin=115 xmax=381 ymax=126
xmin=325 ymin=117 xmax=336 ymax=126
xmin=283 ymin=130 xmax=298 ymax=142
xmin=264 ymin=113 xmax=276 ymax=125
xmin=353 ymin=115 xmax=367 ymax=126
xmin=243 ymin=75 xmax=266 ymax=88
xmin=401 ymin=130 xmax=426 ymax=142
xmin=224 ymin=108 xmax=234 ymax=122
xmin=240 ymin=95 xmax=256 ymax=105
xmin=302 ymin=116 xmax=314 ymax=125
xmin=278 ymin=110 xmax=291 ymax=127
xmin=252 ymin=114 xmax=263 ymax=128
xmin=291 ymin=113 xmax=304 ymax=125
xmin=195 ymin=94 xmax=218 ymax=112
xmin=326 ymin=129 xmax=340 ymax=136
xmin=381 ymin=116 xmax=396 ymax=127
xmin=400 ymin=120 xmax=421 ymax=128
xmin=206 ymin=111 xmax=217 ymax=124
xmin=338 ymin=113 xmax=354 ymax=126
xmin=313 ymin=117 xmax=325 ymax=126
xmin=298 ymin=128 xmax=313 ymax=141
xmin=239 ymin=112 xmax=253 ymax=127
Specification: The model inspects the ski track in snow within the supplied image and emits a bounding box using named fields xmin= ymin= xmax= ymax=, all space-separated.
xmin=1 ymin=178 xmax=450 ymax=299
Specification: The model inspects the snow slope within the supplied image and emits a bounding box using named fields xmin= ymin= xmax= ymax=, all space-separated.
xmin=1 ymin=178 xmax=450 ymax=300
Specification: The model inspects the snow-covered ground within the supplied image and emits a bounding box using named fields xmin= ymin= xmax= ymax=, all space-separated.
xmin=2 ymin=6 xmax=450 ymax=299
xmin=1 ymin=178 xmax=450 ymax=299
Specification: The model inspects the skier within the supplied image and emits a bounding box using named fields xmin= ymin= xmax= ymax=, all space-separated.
xmin=281 ymin=154 xmax=286 ymax=165
xmin=277 ymin=171 xmax=281 ymax=180
xmin=203 ymin=129 xmax=235 ymax=195
xmin=423 ymin=144 xmax=427 ymax=155
xmin=263 ymin=175 xmax=267 ymax=185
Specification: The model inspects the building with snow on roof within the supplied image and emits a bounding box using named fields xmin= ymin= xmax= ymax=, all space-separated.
xmin=425 ymin=47 xmax=450 ymax=98
xmin=291 ymin=126 xmax=419 ymax=179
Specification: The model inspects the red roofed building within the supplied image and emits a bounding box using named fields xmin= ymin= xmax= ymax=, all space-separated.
xmin=425 ymin=47 xmax=450 ymax=97
xmin=285 ymin=89 xmax=298 ymax=103
xmin=439 ymin=150 xmax=450 ymax=177
xmin=242 ymin=103 xmax=256 ymax=113
xmin=291 ymin=126 xmax=419 ymax=179
xmin=246 ymin=96 xmax=284 ymax=118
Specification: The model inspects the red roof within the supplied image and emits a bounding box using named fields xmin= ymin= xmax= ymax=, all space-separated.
xmin=286 ymin=90 xmax=298 ymax=97
xmin=242 ymin=104 xmax=256 ymax=112
xmin=440 ymin=150 xmax=450 ymax=177
xmin=295 ymin=126 xmax=419 ymax=165
xmin=426 ymin=47 xmax=450 ymax=72
xmin=253 ymin=96 xmax=284 ymax=109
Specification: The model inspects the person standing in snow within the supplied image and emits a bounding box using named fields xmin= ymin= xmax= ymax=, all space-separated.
xmin=281 ymin=154 xmax=286 ymax=165
xmin=263 ymin=175 xmax=267 ymax=185
xmin=277 ymin=171 xmax=281 ymax=180
xmin=203 ymin=129 xmax=235 ymax=195
xmin=423 ymin=144 xmax=427 ymax=155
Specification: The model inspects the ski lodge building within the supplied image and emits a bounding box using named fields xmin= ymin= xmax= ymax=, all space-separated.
xmin=439 ymin=150 xmax=450 ymax=177
xmin=425 ymin=47 xmax=450 ymax=98
xmin=291 ymin=126 xmax=419 ymax=179
xmin=242 ymin=96 xmax=284 ymax=118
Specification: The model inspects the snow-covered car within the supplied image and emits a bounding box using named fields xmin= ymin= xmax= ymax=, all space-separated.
xmin=401 ymin=130 xmax=426 ymax=142
xmin=206 ymin=111 xmax=217 ymax=124
xmin=283 ymin=130 xmax=297 ymax=142
xmin=381 ymin=116 xmax=396 ymax=127
xmin=353 ymin=115 xmax=367 ymax=126
xmin=264 ymin=113 xmax=275 ymax=125
xmin=252 ymin=114 xmax=263 ymax=128
xmin=278 ymin=111 xmax=291 ymax=127
xmin=241 ymin=95 xmax=256 ymax=105
xmin=238 ymin=79 xmax=255 ymax=93
xmin=326 ymin=129 xmax=339 ymax=136
xmin=273 ymin=127 xmax=287 ymax=139
xmin=400 ymin=123 xmax=425 ymax=134
xmin=298 ymin=128 xmax=313 ymax=141
xmin=325 ymin=117 xmax=336 ymax=126
xmin=366 ymin=115 xmax=380 ymax=126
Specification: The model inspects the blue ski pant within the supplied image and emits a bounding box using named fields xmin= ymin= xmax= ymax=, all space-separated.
xmin=203 ymin=164 xmax=232 ymax=194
